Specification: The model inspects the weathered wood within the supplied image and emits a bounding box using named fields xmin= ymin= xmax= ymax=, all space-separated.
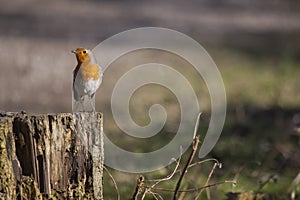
xmin=0 ymin=111 xmax=103 ymax=200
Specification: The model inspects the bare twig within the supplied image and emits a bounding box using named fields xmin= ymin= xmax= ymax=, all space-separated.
xmin=136 ymin=112 xmax=232 ymax=199
xmin=193 ymin=113 xmax=202 ymax=138
xmin=145 ymin=158 xmax=181 ymax=184
xmin=143 ymin=180 xmax=236 ymax=193
xmin=173 ymin=113 xmax=201 ymax=200
xmin=104 ymin=166 xmax=120 ymax=200
xmin=173 ymin=136 xmax=200 ymax=200
xmin=176 ymin=158 xmax=220 ymax=174
xmin=139 ymin=158 xmax=234 ymax=198
xmin=178 ymin=185 xmax=188 ymax=200
xmin=146 ymin=158 xmax=219 ymax=186
xmin=131 ymin=176 xmax=144 ymax=200
xmin=194 ymin=162 xmax=219 ymax=199
xmin=149 ymin=191 xmax=164 ymax=200
xmin=141 ymin=189 xmax=147 ymax=200
xmin=141 ymin=158 xmax=181 ymax=199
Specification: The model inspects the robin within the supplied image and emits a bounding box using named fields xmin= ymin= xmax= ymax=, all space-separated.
xmin=72 ymin=48 xmax=103 ymax=112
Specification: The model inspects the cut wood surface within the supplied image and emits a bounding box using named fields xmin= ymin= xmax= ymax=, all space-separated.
xmin=0 ymin=111 xmax=103 ymax=200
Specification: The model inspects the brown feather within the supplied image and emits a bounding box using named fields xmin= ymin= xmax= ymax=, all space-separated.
xmin=81 ymin=63 xmax=100 ymax=82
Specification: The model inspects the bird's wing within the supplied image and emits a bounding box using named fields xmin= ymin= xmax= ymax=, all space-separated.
xmin=73 ymin=64 xmax=81 ymax=101
xmin=73 ymin=64 xmax=81 ymax=87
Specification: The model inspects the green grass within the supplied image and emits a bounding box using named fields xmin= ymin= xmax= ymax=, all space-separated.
xmin=213 ymin=48 xmax=300 ymax=108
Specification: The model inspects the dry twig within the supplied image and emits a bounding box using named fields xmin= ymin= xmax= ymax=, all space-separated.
xmin=195 ymin=162 xmax=220 ymax=199
xmin=173 ymin=113 xmax=201 ymax=200
xmin=104 ymin=166 xmax=120 ymax=200
xmin=129 ymin=112 xmax=235 ymax=199
xmin=141 ymin=158 xmax=181 ymax=199
xmin=178 ymin=185 xmax=188 ymax=200
xmin=173 ymin=136 xmax=199 ymax=200
xmin=143 ymin=180 xmax=236 ymax=193
xmin=131 ymin=176 xmax=144 ymax=200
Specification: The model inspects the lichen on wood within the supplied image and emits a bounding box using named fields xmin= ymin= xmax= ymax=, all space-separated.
xmin=0 ymin=111 xmax=104 ymax=200
xmin=0 ymin=116 xmax=17 ymax=199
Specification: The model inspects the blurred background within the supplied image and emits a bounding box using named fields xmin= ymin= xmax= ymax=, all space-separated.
xmin=1 ymin=0 xmax=300 ymax=199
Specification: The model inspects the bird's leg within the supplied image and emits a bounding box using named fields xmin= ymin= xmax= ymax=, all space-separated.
xmin=80 ymin=96 xmax=85 ymax=112
xmin=72 ymin=97 xmax=84 ymax=112
xmin=88 ymin=94 xmax=96 ymax=112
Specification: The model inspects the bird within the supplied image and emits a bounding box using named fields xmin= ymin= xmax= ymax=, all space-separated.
xmin=72 ymin=48 xmax=103 ymax=112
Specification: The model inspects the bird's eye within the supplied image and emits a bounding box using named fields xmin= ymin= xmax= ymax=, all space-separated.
xmin=83 ymin=50 xmax=87 ymax=54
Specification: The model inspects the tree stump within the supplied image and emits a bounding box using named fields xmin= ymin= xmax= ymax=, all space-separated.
xmin=0 ymin=111 xmax=104 ymax=200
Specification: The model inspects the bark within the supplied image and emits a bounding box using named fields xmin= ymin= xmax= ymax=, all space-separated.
xmin=0 ymin=111 xmax=103 ymax=200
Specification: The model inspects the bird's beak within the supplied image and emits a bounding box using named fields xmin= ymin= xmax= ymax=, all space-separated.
xmin=71 ymin=50 xmax=76 ymax=54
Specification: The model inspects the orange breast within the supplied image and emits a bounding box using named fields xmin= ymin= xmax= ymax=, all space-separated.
xmin=81 ymin=63 xmax=100 ymax=82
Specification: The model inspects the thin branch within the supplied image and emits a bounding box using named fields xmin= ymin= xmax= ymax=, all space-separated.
xmin=177 ymin=185 xmax=188 ymax=200
xmin=104 ymin=166 xmax=120 ymax=200
xmin=131 ymin=176 xmax=144 ymax=200
xmin=188 ymin=158 xmax=220 ymax=169
xmin=141 ymin=189 xmax=148 ymax=200
xmin=142 ymin=158 xmax=181 ymax=199
xmin=173 ymin=113 xmax=201 ymax=200
xmin=145 ymin=158 xmax=181 ymax=183
xmin=149 ymin=191 xmax=164 ymax=200
xmin=193 ymin=113 xmax=202 ymax=138
xmin=143 ymin=180 xmax=236 ymax=193
xmin=194 ymin=162 xmax=219 ymax=199
xmin=139 ymin=112 xmax=230 ymax=199
xmin=175 ymin=158 xmax=220 ymax=174
xmin=173 ymin=136 xmax=200 ymax=200
xmin=146 ymin=158 xmax=219 ymax=184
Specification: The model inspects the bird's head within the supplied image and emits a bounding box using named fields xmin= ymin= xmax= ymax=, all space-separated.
xmin=72 ymin=48 xmax=92 ymax=63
